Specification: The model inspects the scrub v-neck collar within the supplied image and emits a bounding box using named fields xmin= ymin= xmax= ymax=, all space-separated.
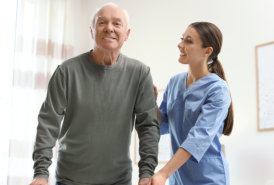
xmin=184 ymin=72 xmax=216 ymax=92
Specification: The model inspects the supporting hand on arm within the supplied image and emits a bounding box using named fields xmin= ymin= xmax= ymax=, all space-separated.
xmin=153 ymin=85 xmax=162 ymax=124
xmin=151 ymin=148 xmax=191 ymax=185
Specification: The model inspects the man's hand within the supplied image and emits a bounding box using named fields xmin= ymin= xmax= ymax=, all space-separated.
xmin=138 ymin=177 xmax=151 ymax=185
xmin=30 ymin=177 xmax=48 ymax=185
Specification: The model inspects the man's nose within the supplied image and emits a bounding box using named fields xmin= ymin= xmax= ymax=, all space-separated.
xmin=104 ymin=23 xmax=114 ymax=33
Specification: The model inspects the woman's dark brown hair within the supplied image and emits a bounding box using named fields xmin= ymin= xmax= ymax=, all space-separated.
xmin=190 ymin=22 xmax=233 ymax=136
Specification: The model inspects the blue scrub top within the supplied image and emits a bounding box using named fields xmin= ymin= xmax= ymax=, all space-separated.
xmin=160 ymin=72 xmax=231 ymax=185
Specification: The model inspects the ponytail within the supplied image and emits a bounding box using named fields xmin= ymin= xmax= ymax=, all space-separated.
xmin=190 ymin=22 xmax=234 ymax=136
xmin=208 ymin=59 xmax=234 ymax=136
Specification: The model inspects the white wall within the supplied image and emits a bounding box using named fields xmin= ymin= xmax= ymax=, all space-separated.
xmin=77 ymin=0 xmax=274 ymax=184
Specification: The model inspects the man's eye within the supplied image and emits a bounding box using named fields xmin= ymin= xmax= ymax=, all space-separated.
xmin=114 ymin=22 xmax=121 ymax=26
xmin=99 ymin=21 xmax=105 ymax=25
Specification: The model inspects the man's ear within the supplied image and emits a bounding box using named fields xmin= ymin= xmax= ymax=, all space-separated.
xmin=90 ymin=27 xmax=94 ymax=40
xmin=124 ymin=29 xmax=131 ymax=41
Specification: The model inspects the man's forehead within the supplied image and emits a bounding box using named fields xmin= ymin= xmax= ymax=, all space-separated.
xmin=91 ymin=4 xmax=129 ymax=28
xmin=98 ymin=5 xmax=125 ymax=16
xmin=95 ymin=7 xmax=127 ymax=24
xmin=97 ymin=16 xmax=123 ymax=21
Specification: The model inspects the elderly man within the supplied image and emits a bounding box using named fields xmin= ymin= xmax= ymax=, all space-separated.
xmin=30 ymin=3 xmax=159 ymax=185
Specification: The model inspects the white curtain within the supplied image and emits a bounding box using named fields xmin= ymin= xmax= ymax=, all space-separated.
xmin=8 ymin=0 xmax=75 ymax=184
xmin=0 ymin=1 xmax=17 ymax=184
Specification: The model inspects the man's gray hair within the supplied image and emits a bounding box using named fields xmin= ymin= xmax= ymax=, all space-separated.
xmin=90 ymin=2 xmax=130 ymax=29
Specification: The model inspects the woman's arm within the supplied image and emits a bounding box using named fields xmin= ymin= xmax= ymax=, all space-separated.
xmin=151 ymin=148 xmax=191 ymax=185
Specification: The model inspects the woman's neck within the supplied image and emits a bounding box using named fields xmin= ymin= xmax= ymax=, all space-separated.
xmin=187 ymin=64 xmax=210 ymax=87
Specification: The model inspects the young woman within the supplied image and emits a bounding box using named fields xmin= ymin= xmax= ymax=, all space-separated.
xmin=151 ymin=22 xmax=234 ymax=185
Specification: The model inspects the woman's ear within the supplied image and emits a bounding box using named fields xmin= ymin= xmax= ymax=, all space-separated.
xmin=205 ymin=47 xmax=213 ymax=58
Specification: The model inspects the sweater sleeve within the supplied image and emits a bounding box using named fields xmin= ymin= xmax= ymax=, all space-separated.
xmin=134 ymin=66 xmax=160 ymax=179
xmin=32 ymin=66 xmax=67 ymax=179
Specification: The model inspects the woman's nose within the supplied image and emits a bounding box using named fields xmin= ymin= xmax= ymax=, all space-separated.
xmin=178 ymin=42 xmax=183 ymax=49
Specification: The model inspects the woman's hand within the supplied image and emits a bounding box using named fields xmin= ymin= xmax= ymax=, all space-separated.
xmin=151 ymin=171 xmax=168 ymax=185
xmin=153 ymin=85 xmax=158 ymax=100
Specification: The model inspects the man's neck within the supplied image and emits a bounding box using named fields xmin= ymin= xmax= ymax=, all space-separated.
xmin=91 ymin=49 xmax=120 ymax=66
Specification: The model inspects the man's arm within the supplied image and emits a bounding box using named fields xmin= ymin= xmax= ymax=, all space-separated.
xmin=134 ymin=67 xmax=160 ymax=182
xmin=31 ymin=66 xmax=67 ymax=183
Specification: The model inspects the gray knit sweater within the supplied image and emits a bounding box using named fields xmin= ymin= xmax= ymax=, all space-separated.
xmin=33 ymin=51 xmax=160 ymax=185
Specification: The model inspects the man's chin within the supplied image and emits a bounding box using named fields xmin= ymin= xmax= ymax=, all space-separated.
xmin=101 ymin=45 xmax=121 ymax=52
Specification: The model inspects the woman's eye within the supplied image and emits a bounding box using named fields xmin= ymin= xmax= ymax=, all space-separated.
xmin=186 ymin=39 xmax=192 ymax=43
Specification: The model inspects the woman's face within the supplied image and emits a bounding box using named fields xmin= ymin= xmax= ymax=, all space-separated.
xmin=177 ymin=26 xmax=209 ymax=65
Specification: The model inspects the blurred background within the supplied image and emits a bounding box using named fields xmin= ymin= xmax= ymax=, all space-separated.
xmin=0 ymin=0 xmax=274 ymax=185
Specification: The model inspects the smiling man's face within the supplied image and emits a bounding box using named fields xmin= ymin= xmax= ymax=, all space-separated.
xmin=91 ymin=5 xmax=130 ymax=52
